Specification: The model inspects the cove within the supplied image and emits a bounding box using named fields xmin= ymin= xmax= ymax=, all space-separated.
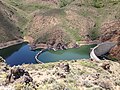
xmin=0 ymin=43 xmax=96 ymax=66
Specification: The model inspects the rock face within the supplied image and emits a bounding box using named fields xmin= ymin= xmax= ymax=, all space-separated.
xmin=100 ymin=20 xmax=120 ymax=60
xmin=5 ymin=67 xmax=33 ymax=84
xmin=109 ymin=36 xmax=120 ymax=60
xmin=109 ymin=45 xmax=120 ymax=61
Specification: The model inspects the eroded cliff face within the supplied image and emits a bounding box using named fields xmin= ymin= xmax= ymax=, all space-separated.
xmin=100 ymin=20 xmax=120 ymax=60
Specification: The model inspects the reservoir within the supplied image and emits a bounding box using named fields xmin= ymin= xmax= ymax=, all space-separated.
xmin=0 ymin=43 xmax=96 ymax=66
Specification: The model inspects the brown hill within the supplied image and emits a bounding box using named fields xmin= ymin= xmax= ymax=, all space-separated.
xmin=26 ymin=8 xmax=95 ymax=49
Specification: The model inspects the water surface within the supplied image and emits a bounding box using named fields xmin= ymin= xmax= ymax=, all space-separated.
xmin=0 ymin=43 xmax=96 ymax=66
xmin=39 ymin=45 xmax=95 ymax=63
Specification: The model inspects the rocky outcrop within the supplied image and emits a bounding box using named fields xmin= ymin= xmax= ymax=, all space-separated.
xmin=5 ymin=67 xmax=33 ymax=84
xmin=109 ymin=45 xmax=120 ymax=61
xmin=109 ymin=36 xmax=120 ymax=61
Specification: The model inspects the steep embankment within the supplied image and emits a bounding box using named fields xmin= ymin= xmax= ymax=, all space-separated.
xmin=0 ymin=0 xmax=29 ymax=43
xmin=0 ymin=1 xmax=20 ymax=43
xmin=26 ymin=8 xmax=94 ymax=49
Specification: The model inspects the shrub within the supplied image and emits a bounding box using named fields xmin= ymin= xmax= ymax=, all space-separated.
xmin=59 ymin=0 xmax=74 ymax=8
xmin=89 ymin=26 xmax=99 ymax=40
xmin=92 ymin=0 xmax=104 ymax=8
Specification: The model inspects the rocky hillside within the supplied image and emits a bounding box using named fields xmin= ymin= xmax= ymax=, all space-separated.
xmin=0 ymin=1 xmax=22 ymax=43
xmin=0 ymin=0 xmax=119 ymax=49
xmin=0 ymin=57 xmax=120 ymax=90
xmin=25 ymin=0 xmax=120 ymax=49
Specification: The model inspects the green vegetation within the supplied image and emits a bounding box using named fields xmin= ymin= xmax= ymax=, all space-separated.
xmin=92 ymin=0 xmax=120 ymax=8
xmin=79 ymin=61 xmax=97 ymax=68
xmin=108 ymin=55 xmax=119 ymax=62
xmin=4 ymin=0 xmax=54 ymax=13
xmin=89 ymin=25 xmax=100 ymax=40
xmin=10 ymin=2 xmax=50 ymax=13
xmin=92 ymin=0 xmax=104 ymax=8
xmin=62 ymin=22 xmax=81 ymax=42
xmin=59 ymin=0 xmax=74 ymax=8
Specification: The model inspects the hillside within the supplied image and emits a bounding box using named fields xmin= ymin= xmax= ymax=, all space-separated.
xmin=0 ymin=57 xmax=120 ymax=90
xmin=0 ymin=0 xmax=29 ymax=43
xmin=0 ymin=0 xmax=120 ymax=60
xmin=99 ymin=20 xmax=120 ymax=61
xmin=0 ymin=0 xmax=120 ymax=90
xmin=0 ymin=0 xmax=119 ymax=60
xmin=0 ymin=0 xmax=119 ymax=46
xmin=24 ymin=0 xmax=120 ymax=48
xmin=0 ymin=1 xmax=20 ymax=43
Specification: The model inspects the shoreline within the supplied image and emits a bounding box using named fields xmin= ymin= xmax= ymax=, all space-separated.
xmin=33 ymin=40 xmax=101 ymax=50
xmin=0 ymin=39 xmax=100 ymax=65
xmin=78 ymin=40 xmax=100 ymax=46
xmin=0 ymin=39 xmax=100 ymax=50
xmin=34 ymin=41 xmax=100 ymax=64
xmin=0 ymin=39 xmax=24 ymax=49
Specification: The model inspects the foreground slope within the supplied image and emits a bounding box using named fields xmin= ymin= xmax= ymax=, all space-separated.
xmin=0 ymin=57 xmax=120 ymax=90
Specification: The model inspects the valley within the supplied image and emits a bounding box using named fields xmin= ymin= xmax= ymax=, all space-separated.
xmin=0 ymin=0 xmax=120 ymax=90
